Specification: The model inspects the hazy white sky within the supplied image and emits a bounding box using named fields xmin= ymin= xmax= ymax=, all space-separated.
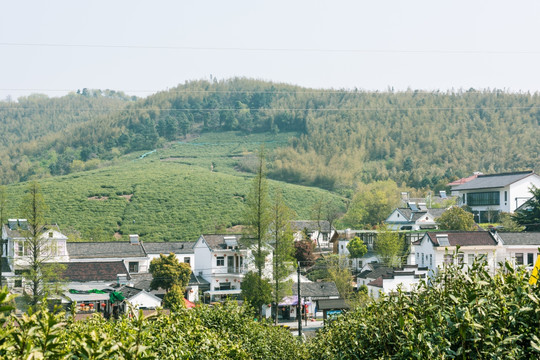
xmin=2 ymin=0 xmax=540 ymax=99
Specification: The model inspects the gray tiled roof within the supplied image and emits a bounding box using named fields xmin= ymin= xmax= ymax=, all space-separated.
xmin=130 ymin=272 xmax=208 ymax=292
xmin=292 ymin=281 xmax=340 ymax=298
xmin=200 ymin=234 xmax=244 ymax=251
xmin=290 ymin=220 xmax=334 ymax=232
xmin=451 ymin=171 xmax=536 ymax=191
xmin=498 ymin=232 xmax=540 ymax=246
xmin=143 ymin=242 xmax=195 ymax=254
xmin=394 ymin=208 xmax=446 ymax=222
xmin=60 ymin=261 xmax=130 ymax=282
xmin=3 ymin=224 xmax=63 ymax=239
xmin=67 ymin=242 xmax=147 ymax=259
xmin=425 ymin=231 xmax=498 ymax=247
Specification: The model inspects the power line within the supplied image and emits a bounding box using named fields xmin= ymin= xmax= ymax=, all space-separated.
xmin=1 ymin=42 xmax=540 ymax=55
xmin=1 ymin=106 xmax=540 ymax=113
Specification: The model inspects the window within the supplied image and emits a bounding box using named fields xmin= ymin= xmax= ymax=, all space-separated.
xmin=444 ymin=254 xmax=454 ymax=265
xmin=429 ymin=254 xmax=433 ymax=266
xmin=421 ymin=253 xmax=424 ymax=266
xmin=16 ymin=241 xmax=24 ymax=257
xmin=466 ymin=192 xmax=500 ymax=206
xmin=504 ymin=191 xmax=507 ymax=202
xmin=515 ymin=253 xmax=524 ymax=266
xmin=216 ymin=256 xmax=225 ymax=266
xmin=457 ymin=253 xmax=464 ymax=265
xmin=468 ymin=254 xmax=475 ymax=265
xmin=527 ymin=253 xmax=535 ymax=266
xmin=129 ymin=262 xmax=139 ymax=273
xmin=184 ymin=257 xmax=190 ymax=264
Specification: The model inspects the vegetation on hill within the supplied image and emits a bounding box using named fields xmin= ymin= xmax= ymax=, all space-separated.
xmin=1 ymin=79 xmax=539 ymax=193
xmin=2 ymin=137 xmax=345 ymax=242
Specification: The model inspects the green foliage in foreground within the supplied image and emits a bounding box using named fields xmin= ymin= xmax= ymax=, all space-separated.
xmin=308 ymin=259 xmax=540 ymax=359
xmin=3 ymin=257 xmax=540 ymax=359
xmin=0 ymin=299 xmax=304 ymax=360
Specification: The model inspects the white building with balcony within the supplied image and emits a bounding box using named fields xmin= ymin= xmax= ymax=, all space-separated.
xmin=194 ymin=234 xmax=273 ymax=303
xmin=2 ymin=219 xmax=69 ymax=288
xmin=451 ymin=171 xmax=540 ymax=223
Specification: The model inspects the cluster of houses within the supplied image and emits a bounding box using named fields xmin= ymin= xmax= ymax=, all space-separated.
xmin=1 ymin=219 xmax=339 ymax=319
xmin=334 ymin=170 xmax=540 ymax=299
xmin=2 ymin=170 xmax=539 ymax=317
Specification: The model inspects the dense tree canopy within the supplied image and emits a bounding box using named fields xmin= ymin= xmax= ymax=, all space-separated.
xmin=149 ymin=253 xmax=191 ymax=293
xmin=436 ymin=206 xmax=477 ymax=231
xmin=1 ymin=79 xmax=539 ymax=194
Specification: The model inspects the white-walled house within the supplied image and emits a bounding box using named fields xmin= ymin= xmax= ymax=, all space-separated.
xmin=291 ymin=220 xmax=336 ymax=250
xmin=66 ymin=240 xmax=150 ymax=275
xmin=385 ymin=205 xmax=447 ymax=231
xmin=143 ymin=241 xmax=195 ymax=271
xmin=411 ymin=231 xmax=502 ymax=275
xmin=451 ymin=171 xmax=540 ymax=223
xmin=333 ymin=229 xmax=379 ymax=271
xmin=2 ymin=219 xmax=69 ymax=288
xmin=496 ymin=232 xmax=540 ymax=268
xmin=359 ymin=264 xmax=428 ymax=300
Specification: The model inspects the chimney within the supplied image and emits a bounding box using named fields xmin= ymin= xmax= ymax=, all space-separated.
xmin=117 ymin=274 xmax=128 ymax=286
xmin=129 ymin=234 xmax=139 ymax=245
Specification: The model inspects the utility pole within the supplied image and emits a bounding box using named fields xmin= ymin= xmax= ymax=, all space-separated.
xmin=297 ymin=264 xmax=302 ymax=339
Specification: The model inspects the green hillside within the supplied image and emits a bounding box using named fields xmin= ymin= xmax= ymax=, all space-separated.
xmin=3 ymin=132 xmax=344 ymax=242
xmin=1 ymin=78 xmax=538 ymax=193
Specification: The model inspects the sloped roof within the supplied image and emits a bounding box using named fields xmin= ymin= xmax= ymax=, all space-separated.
xmin=358 ymin=265 xmax=394 ymax=280
xmin=290 ymin=220 xmax=334 ymax=233
xmin=3 ymin=224 xmax=66 ymax=240
xmin=130 ymin=272 xmax=208 ymax=292
xmin=451 ymin=171 xmax=536 ymax=191
xmin=391 ymin=208 xmax=447 ymax=222
xmin=60 ymin=261 xmax=130 ymax=282
xmin=447 ymin=174 xmax=481 ymax=186
xmin=67 ymin=242 xmax=147 ymax=259
xmin=143 ymin=241 xmax=195 ymax=254
xmin=199 ymin=234 xmax=244 ymax=251
xmin=368 ymin=277 xmax=383 ymax=288
xmin=498 ymin=232 xmax=540 ymax=246
xmin=425 ymin=231 xmax=498 ymax=247
xmin=292 ymin=281 xmax=340 ymax=298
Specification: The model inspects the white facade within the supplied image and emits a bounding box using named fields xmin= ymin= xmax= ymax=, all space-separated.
xmin=127 ymin=290 xmax=162 ymax=310
xmin=412 ymin=232 xmax=501 ymax=276
xmin=452 ymin=171 xmax=540 ymax=222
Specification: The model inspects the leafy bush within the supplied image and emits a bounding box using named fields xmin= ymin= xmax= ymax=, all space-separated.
xmin=307 ymin=259 xmax=540 ymax=359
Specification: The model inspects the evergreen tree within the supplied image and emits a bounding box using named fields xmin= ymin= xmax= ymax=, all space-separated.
xmin=242 ymin=146 xmax=271 ymax=317
xmin=514 ymin=186 xmax=540 ymax=232
xmin=269 ymin=189 xmax=295 ymax=325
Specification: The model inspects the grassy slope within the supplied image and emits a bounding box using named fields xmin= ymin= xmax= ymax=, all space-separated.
xmin=5 ymin=132 xmax=345 ymax=242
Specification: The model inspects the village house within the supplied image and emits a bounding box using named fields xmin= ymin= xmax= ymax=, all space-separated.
xmin=451 ymin=170 xmax=540 ymax=223
xmin=357 ymin=263 xmax=428 ymax=300
xmin=143 ymin=240 xmax=195 ymax=270
xmin=1 ymin=219 xmax=69 ymax=288
xmin=194 ymin=234 xmax=273 ymax=303
xmin=410 ymin=231 xmax=502 ymax=275
xmin=385 ymin=202 xmax=447 ymax=231
xmin=496 ymin=232 xmax=540 ymax=268
xmin=291 ymin=220 xmax=337 ymax=250
xmin=332 ymin=229 xmax=379 ymax=271
xmin=66 ymin=236 xmax=149 ymax=275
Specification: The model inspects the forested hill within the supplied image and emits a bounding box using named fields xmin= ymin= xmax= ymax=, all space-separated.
xmin=1 ymin=78 xmax=538 ymax=191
